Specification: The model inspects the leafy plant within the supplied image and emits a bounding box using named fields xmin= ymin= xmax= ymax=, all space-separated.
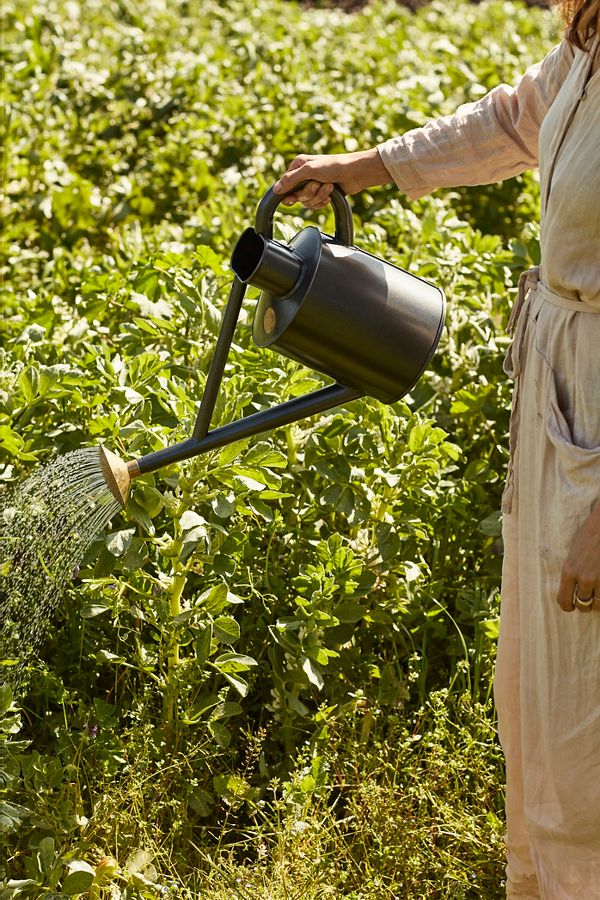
xmin=1 ymin=0 xmax=558 ymax=893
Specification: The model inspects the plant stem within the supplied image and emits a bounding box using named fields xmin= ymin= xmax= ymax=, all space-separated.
xmin=360 ymin=708 xmax=374 ymax=744
xmin=284 ymin=425 xmax=297 ymax=466
xmin=163 ymin=544 xmax=188 ymax=724
xmin=169 ymin=568 xmax=187 ymax=669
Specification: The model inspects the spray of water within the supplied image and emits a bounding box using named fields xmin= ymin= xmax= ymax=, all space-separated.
xmin=1 ymin=447 xmax=121 ymax=687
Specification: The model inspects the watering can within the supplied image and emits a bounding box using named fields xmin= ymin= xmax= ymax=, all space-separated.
xmin=100 ymin=183 xmax=445 ymax=506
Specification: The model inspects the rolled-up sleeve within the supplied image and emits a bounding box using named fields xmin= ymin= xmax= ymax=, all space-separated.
xmin=377 ymin=40 xmax=574 ymax=199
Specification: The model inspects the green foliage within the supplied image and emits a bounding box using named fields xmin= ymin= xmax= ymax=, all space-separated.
xmin=1 ymin=0 xmax=558 ymax=893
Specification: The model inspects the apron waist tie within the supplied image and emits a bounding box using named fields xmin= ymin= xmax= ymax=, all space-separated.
xmin=536 ymin=280 xmax=600 ymax=313
xmin=507 ymin=266 xmax=541 ymax=339
xmin=504 ymin=268 xmax=600 ymax=379
xmin=504 ymin=267 xmax=540 ymax=380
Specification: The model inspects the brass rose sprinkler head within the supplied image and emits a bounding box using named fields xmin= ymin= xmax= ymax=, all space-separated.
xmin=99 ymin=446 xmax=141 ymax=508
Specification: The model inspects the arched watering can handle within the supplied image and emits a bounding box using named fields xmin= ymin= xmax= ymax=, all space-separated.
xmin=255 ymin=181 xmax=354 ymax=245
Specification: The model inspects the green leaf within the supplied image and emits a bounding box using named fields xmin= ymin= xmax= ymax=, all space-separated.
xmin=260 ymin=490 xmax=293 ymax=500
xmin=408 ymin=423 xmax=432 ymax=453
xmin=195 ymin=626 xmax=213 ymax=664
xmin=218 ymin=439 xmax=250 ymax=467
xmin=179 ymin=511 xmax=208 ymax=561
xmin=211 ymin=701 xmax=243 ymax=719
xmin=124 ymin=850 xmax=153 ymax=878
xmin=197 ymin=583 xmax=228 ymax=614
xmin=0 ymin=800 xmax=31 ymax=832
xmin=306 ymin=646 xmax=330 ymax=666
xmin=245 ymin=495 xmax=271 ymax=521
xmin=479 ymin=511 xmax=502 ymax=536
xmin=105 ymin=529 xmax=135 ymax=557
xmin=213 ymin=615 xmax=240 ymax=644
xmin=233 ymin=473 xmax=266 ymax=492
xmin=127 ymin=498 xmax=155 ymax=533
xmin=37 ymin=837 xmax=55 ymax=875
xmin=301 ymin=656 xmax=324 ymax=690
xmin=481 ymin=619 xmax=500 ymax=640
xmin=187 ymin=788 xmax=215 ymax=818
xmin=0 ymin=425 xmax=29 ymax=458
xmin=61 ymin=870 xmax=95 ymax=895
xmin=403 ymin=561 xmax=422 ymax=582
xmin=243 ymin=442 xmax=288 ymax=468
xmin=287 ymin=693 xmax=310 ymax=716
xmin=182 ymin=695 xmax=219 ymax=724
xmin=180 ymin=510 xmax=206 ymax=534
xmin=212 ymin=493 xmax=235 ymax=518
xmin=208 ymin=721 xmax=231 ymax=748
xmin=213 ymin=773 xmax=257 ymax=800
xmin=80 ymin=604 xmax=110 ymax=618
xmin=18 ymin=366 xmax=39 ymax=402
xmin=0 ymin=683 xmax=13 ymax=715
xmin=215 ymin=652 xmax=258 ymax=673
xmin=3 ymin=880 xmax=37 ymax=894
xmin=121 ymin=537 xmax=149 ymax=572
xmin=222 ymin=672 xmax=249 ymax=698
xmin=133 ymin=482 xmax=164 ymax=517
xmin=464 ymin=459 xmax=491 ymax=483
xmin=188 ymin=788 xmax=213 ymax=817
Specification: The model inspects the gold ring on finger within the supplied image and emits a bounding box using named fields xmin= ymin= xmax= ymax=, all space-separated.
xmin=574 ymin=589 xmax=595 ymax=609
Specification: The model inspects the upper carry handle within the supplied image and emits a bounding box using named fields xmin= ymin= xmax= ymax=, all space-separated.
xmin=255 ymin=180 xmax=354 ymax=246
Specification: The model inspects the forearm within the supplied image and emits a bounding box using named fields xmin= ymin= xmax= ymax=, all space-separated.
xmin=352 ymin=147 xmax=396 ymax=191
xmin=378 ymin=41 xmax=573 ymax=200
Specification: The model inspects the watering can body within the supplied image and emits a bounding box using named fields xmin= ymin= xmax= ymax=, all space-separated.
xmin=233 ymin=224 xmax=444 ymax=403
xmin=130 ymin=184 xmax=445 ymax=479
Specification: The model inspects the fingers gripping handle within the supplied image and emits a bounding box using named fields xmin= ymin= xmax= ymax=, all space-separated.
xmin=255 ymin=181 xmax=354 ymax=245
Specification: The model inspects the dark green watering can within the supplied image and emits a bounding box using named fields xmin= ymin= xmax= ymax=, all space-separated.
xmin=101 ymin=184 xmax=445 ymax=506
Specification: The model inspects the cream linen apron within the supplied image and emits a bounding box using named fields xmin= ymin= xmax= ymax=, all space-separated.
xmin=379 ymin=32 xmax=600 ymax=896
xmin=494 ymin=43 xmax=600 ymax=900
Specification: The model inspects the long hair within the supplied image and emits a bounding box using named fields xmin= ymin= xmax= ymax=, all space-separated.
xmin=558 ymin=0 xmax=600 ymax=49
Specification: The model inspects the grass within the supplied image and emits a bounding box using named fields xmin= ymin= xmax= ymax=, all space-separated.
xmin=191 ymin=692 xmax=506 ymax=898
xmin=8 ymin=690 xmax=503 ymax=898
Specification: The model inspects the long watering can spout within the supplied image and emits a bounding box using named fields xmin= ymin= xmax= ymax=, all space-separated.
xmin=99 ymin=447 xmax=141 ymax=508
xmin=108 ymin=181 xmax=445 ymax=490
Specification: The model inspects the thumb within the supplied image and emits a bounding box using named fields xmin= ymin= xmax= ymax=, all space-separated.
xmin=556 ymin=570 xmax=576 ymax=612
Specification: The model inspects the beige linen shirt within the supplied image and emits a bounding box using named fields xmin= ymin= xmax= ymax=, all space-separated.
xmin=378 ymin=37 xmax=600 ymax=307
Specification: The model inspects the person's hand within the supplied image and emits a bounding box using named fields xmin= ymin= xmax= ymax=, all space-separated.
xmin=556 ymin=501 xmax=600 ymax=613
xmin=272 ymin=148 xmax=392 ymax=210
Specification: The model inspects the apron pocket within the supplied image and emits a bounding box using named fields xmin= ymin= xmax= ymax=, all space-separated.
xmin=546 ymin=377 xmax=600 ymax=468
